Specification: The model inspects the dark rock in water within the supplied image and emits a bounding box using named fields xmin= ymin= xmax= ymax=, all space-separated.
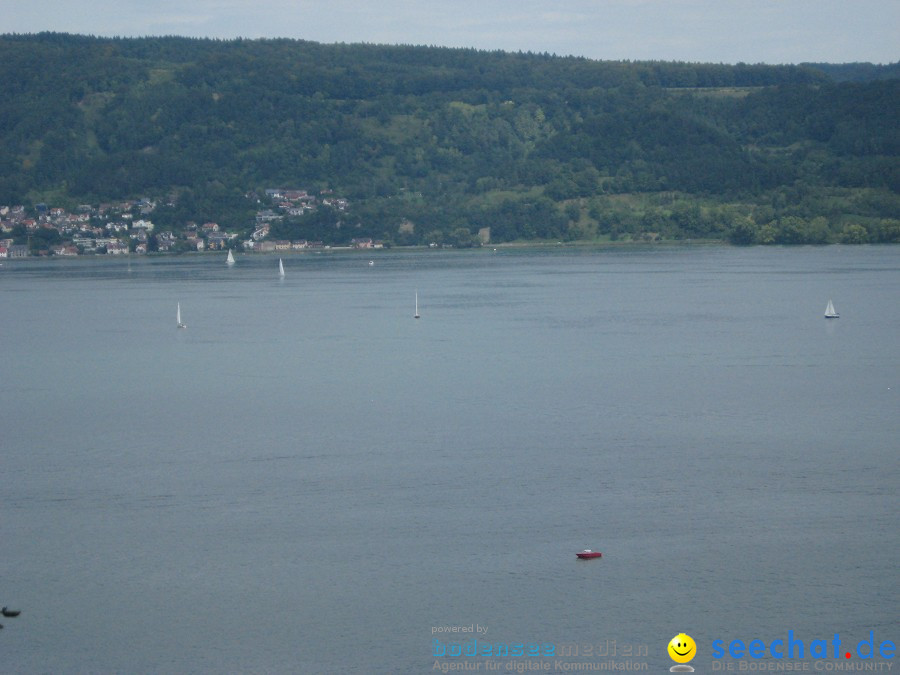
xmin=1 ymin=607 xmax=20 ymax=617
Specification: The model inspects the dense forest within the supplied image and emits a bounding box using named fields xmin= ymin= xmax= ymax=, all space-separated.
xmin=1 ymin=33 xmax=898 ymax=246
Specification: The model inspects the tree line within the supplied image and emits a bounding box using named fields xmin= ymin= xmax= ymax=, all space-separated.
xmin=0 ymin=33 xmax=897 ymax=246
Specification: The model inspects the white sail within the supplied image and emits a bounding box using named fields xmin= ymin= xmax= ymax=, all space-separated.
xmin=825 ymin=299 xmax=839 ymax=318
xmin=279 ymin=258 xmax=285 ymax=277
xmin=177 ymin=302 xmax=186 ymax=329
xmin=414 ymin=291 xmax=420 ymax=319
xmin=226 ymin=249 xmax=235 ymax=265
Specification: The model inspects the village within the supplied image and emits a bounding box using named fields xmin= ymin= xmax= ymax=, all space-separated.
xmin=0 ymin=188 xmax=378 ymax=258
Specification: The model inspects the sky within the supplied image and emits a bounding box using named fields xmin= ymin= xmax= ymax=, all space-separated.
xmin=2 ymin=0 xmax=898 ymax=65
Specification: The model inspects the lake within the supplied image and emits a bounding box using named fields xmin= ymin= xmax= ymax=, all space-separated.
xmin=1 ymin=245 xmax=898 ymax=673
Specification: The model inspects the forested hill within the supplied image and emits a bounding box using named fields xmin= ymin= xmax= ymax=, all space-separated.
xmin=1 ymin=33 xmax=898 ymax=246
xmin=802 ymin=62 xmax=900 ymax=83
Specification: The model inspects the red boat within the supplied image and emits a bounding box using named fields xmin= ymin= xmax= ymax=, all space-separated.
xmin=576 ymin=549 xmax=602 ymax=559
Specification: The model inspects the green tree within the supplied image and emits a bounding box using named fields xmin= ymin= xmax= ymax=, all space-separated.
xmin=840 ymin=223 xmax=869 ymax=244
xmin=758 ymin=223 xmax=778 ymax=245
xmin=727 ymin=216 xmax=758 ymax=245
xmin=448 ymin=227 xmax=476 ymax=248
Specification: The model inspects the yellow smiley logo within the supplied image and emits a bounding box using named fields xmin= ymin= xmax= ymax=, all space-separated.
xmin=668 ymin=633 xmax=696 ymax=664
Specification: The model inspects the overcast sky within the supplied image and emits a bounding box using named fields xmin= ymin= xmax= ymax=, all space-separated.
xmin=2 ymin=0 xmax=897 ymax=64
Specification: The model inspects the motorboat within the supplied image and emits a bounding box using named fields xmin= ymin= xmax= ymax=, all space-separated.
xmin=576 ymin=549 xmax=602 ymax=559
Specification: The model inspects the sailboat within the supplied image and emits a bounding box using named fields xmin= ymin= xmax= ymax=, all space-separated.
xmin=226 ymin=249 xmax=235 ymax=265
xmin=414 ymin=291 xmax=420 ymax=319
xmin=278 ymin=258 xmax=285 ymax=278
xmin=825 ymin=299 xmax=839 ymax=319
xmin=176 ymin=302 xmax=186 ymax=329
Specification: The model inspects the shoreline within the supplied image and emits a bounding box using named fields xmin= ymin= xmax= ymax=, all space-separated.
xmin=5 ymin=238 xmax=896 ymax=263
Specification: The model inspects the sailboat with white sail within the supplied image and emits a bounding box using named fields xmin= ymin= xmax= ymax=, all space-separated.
xmin=825 ymin=299 xmax=839 ymax=319
xmin=279 ymin=258 xmax=285 ymax=278
xmin=226 ymin=249 xmax=235 ymax=266
xmin=177 ymin=302 xmax=186 ymax=329
xmin=414 ymin=291 xmax=420 ymax=319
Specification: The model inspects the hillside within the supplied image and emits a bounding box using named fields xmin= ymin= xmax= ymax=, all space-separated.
xmin=1 ymin=32 xmax=898 ymax=247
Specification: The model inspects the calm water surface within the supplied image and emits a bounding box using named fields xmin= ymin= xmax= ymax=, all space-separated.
xmin=1 ymin=245 xmax=898 ymax=673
